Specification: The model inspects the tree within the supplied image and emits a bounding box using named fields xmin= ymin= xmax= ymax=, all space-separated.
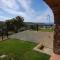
xmin=15 ymin=16 xmax=24 ymax=28
xmin=5 ymin=16 xmax=25 ymax=32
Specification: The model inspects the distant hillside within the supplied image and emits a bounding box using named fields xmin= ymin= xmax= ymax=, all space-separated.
xmin=24 ymin=22 xmax=54 ymax=26
xmin=0 ymin=21 xmax=5 ymax=25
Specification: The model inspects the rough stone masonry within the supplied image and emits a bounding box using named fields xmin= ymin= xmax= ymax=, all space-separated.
xmin=44 ymin=0 xmax=60 ymax=54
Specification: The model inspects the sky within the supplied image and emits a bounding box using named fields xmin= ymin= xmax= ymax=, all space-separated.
xmin=0 ymin=0 xmax=54 ymax=23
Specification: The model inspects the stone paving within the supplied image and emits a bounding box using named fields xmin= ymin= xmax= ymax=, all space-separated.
xmin=9 ymin=30 xmax=54 ymax=55
xmin=0 ymin=30 xmax=54 ymax=55
xmin=9 ymin=30 xmax=53 ymax=49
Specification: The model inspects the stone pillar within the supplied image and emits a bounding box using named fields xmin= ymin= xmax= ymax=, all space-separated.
xmin=44 ymin=0 xmax=60 ymax=54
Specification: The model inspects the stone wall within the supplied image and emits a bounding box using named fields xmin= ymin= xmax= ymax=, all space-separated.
xmin=44 ymin=0 xmax=60 ymax=54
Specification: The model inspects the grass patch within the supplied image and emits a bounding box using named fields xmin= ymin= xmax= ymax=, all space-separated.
xmin=0 ymin=39 xmax=50 ymax=60
xmin=39 ymin=28 xmax=54 ymax=32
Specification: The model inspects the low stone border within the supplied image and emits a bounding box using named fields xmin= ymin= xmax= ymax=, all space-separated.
xmin=0 ymin=55 xmax=7 ymax=58
xmin=0 ymin=54 xmax=14 ymax=60
xmin=33 ymin=43 xmax=53 ymax=55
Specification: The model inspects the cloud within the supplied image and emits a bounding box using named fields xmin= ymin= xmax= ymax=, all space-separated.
xmin=2 ymin=8 xmax=27 ymax=17
xmin=28 ymin=8 xmax=54 ymax=23
xmin=0 ymin=16 xmax=11 ymax=21
xmin=18 ymin=0 xmax=31 ymax=11
xmin=0 ymin=0 xmax=34 ymax=15
xmin=0 ymin=0 xmax=54 ymax=23
xmin=0 ymin=0 xmax=20 ymax=10
xmin=18 ymin=0 xmax=36 ymax=16
xmin=0 ymin=0 xmax=36 ymax=21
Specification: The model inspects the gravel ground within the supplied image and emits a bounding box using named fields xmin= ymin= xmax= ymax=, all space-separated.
xmin=9 ymin=30 xmax=54 ymax=49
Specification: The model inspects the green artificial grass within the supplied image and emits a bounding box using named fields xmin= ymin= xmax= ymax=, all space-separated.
xmin=0 ymin=39 xmax=50 ymax=60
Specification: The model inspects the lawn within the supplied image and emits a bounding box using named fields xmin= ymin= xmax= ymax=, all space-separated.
xmin=0 ymin=39 xmax=50 ymax=60
xmin=39 ymin=28 xmax=54 ymax=32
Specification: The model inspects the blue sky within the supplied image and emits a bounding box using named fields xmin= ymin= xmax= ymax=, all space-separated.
xmin=0 ymin=0 xmax=54 ymax=23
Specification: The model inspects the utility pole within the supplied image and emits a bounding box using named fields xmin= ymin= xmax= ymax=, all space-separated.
xmin=47 ymin=15 xmax=51 ymax=38
xmin=48 ymin=15 xmax=50 ymax=28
